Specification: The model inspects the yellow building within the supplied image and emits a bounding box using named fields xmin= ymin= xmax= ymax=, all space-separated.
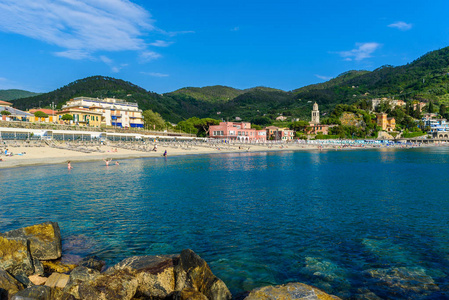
xmin=28 ymin=109 xmax=59 ymax=123
xmin=376 ymin=113 xmax=396 ymax=132
xmin=57 ymin=108 xmax=103 ymax=127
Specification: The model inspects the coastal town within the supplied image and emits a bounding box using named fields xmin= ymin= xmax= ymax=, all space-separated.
xmin=0 ymin=94 xmax=446 ymax=169
xmin=1 ymin=95 xmax=448 ymax=143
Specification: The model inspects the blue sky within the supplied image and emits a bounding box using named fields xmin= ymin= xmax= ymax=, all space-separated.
xmin=0 ymin=0 xmax=448 ymax=94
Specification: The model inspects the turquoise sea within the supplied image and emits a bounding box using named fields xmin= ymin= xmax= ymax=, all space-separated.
xmin=1 ymin=147 xmax=449 ymax=299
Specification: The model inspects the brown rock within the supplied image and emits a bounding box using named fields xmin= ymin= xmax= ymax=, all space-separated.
xmin=0 ymin=269 xmax=25 ymax=299
xmin=2 ymin=222 xmax=62 ymax=260
xmin=108 ymin=255 xmax=177 ymax=299
xmin=29 ymin=274 xmax=48 ymax=286
xmin=176 ymin=249 xmax=231 ymax=300
xmin=68 ymin=266 xmax=99 ymax=283
xmin=78 ymin=270 xmax=138 ymax=300
xmin=41 ymin=260 xmax=76 ymax=274
xmin=10 ymin=285 xmax=52 ymax=300
xmin=168 ymin=288 xmax=208 ymax=300
xmin=45 ymin=273 xmax=69 ymax=289
xmin=0 ymin=236 xmax=34 ymax=276
xmin=244 ymin=282 xmax=342 ymax=300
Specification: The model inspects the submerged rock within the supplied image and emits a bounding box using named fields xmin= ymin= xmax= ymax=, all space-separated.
xmin=78 ymin=256 xmax=105 ymax=272
xmin=2 ymin=222 xmax=62 ymax=261
xmin=364 ymin=267 xmax=439 ymax=297
xmin=244 ymin=282 xmax=341 ymax=300
xmin=0 ymin=236 xmax=34 ymax=276
xmin=0 ymin=269 xmax=25 ymax=299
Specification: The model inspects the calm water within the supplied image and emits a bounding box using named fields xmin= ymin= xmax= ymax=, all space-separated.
xmin=1 ymin=147 xmax=449 ymax=299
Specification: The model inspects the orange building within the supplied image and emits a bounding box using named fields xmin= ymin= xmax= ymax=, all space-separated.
xmin=376 ymin=113 xmax=396 ymax=132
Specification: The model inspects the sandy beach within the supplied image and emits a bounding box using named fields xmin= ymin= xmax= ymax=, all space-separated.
xmin=0 ymin=141 xmax=294 ymax=169
xmin=0 ymin=139 xmax=430 ymax=169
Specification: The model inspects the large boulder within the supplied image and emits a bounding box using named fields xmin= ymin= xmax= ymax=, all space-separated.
xmin=176 ymin=249 xmax=232 ymax=300
xmin=2 ymin=222 xmax=62 ymax=261
xmin=0 ymin=269 xmax=25 ymax=299
xmin=10 ymin=285 xmax=52 ymax=300
xmin=167 ymin=288 xmax=208 ymax=300
xmin=78 ymin=270 xmax=138 ymax=300
xmin=107 ymin=255 xmax=177 ymax=299
xmin=244 ymin=282 xmax=342 ymax=300
xmin=0 ymin=236 xmax=34 ymax=276
xmin=68 ymin=266 xmax=99 ymax=283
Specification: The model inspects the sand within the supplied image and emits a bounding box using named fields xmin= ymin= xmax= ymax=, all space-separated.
xmin=0 ymin=142 xmax=301 ymax=169
xmin=0 ymin=140 xmax=430 ymax=169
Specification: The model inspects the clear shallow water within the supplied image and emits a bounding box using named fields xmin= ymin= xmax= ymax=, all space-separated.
xmin=1 ymin=147 xmax=449 ymax=298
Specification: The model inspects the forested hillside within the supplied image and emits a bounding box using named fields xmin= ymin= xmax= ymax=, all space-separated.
xmin=0 ymin=89 xmax=41 ymax=101
xmin=10 ymin=46 xmax=449 ymax=123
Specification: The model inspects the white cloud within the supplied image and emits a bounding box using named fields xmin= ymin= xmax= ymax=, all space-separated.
xmin=388 ymin=21 xmax=412 ymax=31
xmin=149 ymin=40 xmax=173 ymax=47
xmin=54 ymin=50 xmax=92 ymax=60
xmin=231 ymin=27 xmax=240 ymax=32
xmin=0 ymin=0 xmax=154 ymax=58
xmin=162 ymin=30 xmax=195 ymax=37
xmin=139 ymin=51 xmax=162 ymax=62
xmin=100 ymin=55 xmax=113 ymax=65
xmin=0 ymin=77 xmax=7 ymax=81
xmin=315 ymin=74 xmax=333 ymax=81
xmin=338 ymin=42 xmax=381 ymax=61
xmin=141 ymin=72 xmax=169 ymax=77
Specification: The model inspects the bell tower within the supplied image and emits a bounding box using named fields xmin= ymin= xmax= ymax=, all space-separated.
xmin=311 ymin=102 xmax=320 ymax=124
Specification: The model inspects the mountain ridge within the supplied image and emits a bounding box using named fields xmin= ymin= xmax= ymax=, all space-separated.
xmin=10 ymin=46 xmax=449 ymax=123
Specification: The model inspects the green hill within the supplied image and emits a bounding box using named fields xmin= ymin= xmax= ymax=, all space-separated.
xmin=294 ymin=47 xmax=449 ymax=113
xmin=10 ymin=46 xmax=449 ymax=123
xmin=0 ymin=89 xmax=41 ymax=101
xmin=11 ymin=76 xmax=214 ymax=123
xmin=169 ymin=85 xmax=244 ymax=103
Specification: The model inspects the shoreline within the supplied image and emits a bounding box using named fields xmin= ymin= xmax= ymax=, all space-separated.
xmin=0 ymin=141 xmax=441 ymax=169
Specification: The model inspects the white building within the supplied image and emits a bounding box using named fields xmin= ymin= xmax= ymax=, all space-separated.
xmin=62 ymin=97 xmax=144 ymax=128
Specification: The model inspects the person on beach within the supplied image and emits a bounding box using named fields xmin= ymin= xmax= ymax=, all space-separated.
xmin=67 ymin=161 xmax=73 ymax=170
xmin=103 ymin=158 xmax=112 ymax=166
xmin=115 ymin=161 xmax=120 ymax=165
xmin=163 ymin=150 xmax=167 ymax=157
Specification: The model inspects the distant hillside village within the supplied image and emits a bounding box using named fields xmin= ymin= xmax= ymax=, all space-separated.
xmin=1 ymin=95 xmax=448 ymax=141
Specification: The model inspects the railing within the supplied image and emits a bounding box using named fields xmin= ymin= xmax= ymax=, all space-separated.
xmin=0 ymin=120 xmax=195 ymax=137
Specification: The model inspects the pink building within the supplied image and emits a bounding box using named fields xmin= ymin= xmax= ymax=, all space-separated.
xmin=209 ymin=122 xmax=267 ymax=141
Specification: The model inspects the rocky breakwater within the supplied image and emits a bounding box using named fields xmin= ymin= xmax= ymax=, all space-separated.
xmin=0 ymin=222 xmax=341 ymax=300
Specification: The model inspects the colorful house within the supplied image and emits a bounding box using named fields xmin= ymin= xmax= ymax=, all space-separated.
xmin=266 ymin=126 xmax=294 ymax=140
xmin=209 ymin=122 xmax=266 ymax=141
xmin=57 ymin=108 xmax=103 ymax=127
xmin=62 ymin=97 xmax=144 ymax=128
xmin=1 ymin=101 xmax=32 ymax=121
xmin=28 ymin=109 xmax=59 ymax=123
xmin=376 ymin=113 xmax=396 ymax=132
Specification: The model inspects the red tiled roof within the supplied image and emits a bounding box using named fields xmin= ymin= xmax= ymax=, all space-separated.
xmin=29 ymin=108 xmax=57 ymax=115
xmin=0 ymin=100 xmax=13 ymax=106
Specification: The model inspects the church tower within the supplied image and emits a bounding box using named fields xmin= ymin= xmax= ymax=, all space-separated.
xmin=311 ymin=102 xmax=320 ymax=124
